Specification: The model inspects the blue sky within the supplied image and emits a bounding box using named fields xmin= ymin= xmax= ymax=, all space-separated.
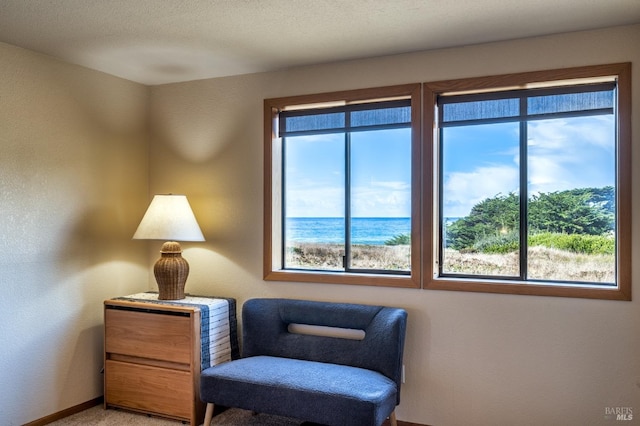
xmin=443 ymin=115 xmax=615 ymax=217
xmin=284 ymin=115 xmax=614 ymax=218
xmin=285 ymin=128 xmax=411 ymax=218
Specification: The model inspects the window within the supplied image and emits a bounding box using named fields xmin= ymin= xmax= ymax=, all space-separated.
xmin=424 ymin=63 xmax=631 ymax=299
xmin=264 ymin=84 xmax=421 ymax=287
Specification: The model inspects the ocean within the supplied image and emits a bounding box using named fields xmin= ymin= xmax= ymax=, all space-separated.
xmin=285 ymin=217 xmax=410 ymax=245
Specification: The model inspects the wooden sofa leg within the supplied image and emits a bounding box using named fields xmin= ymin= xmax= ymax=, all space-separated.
xmin=203 ymin=403 xmax=215 ymax=426
xmin=389 ymin=410 xmax=398 ymax=426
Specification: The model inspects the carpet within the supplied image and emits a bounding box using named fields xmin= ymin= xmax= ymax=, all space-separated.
xmin=214 ymin=409 xmax=306 ymax=425
xmin=48 ymin=405 xmax=308 ymax=425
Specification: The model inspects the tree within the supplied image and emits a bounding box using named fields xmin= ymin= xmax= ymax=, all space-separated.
xmin=447 ymin=187 xmax=614 ymax=251
xmin=446 ymin=193 xmax=519 ymax=250
xmin=528 ymin=188 xmax=614 ymax=235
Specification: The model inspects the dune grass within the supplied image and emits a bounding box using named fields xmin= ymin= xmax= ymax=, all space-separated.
xmin=443 ymin=246 xmax=614 ymax=282
xmin=286 ymin=243 xmax=614 ymax=283
xmin=286 ymin=243 xmax=411 ymax=271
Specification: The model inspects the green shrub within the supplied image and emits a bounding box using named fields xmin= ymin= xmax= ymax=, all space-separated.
xmin=471 ymin=231 xmax=615 ymax=255
xmin=385 ymin=234 xmax=411 ymax=245
xmin=472 ymin=231 xmax=519 ymax=254
xmin=529 ymin=232 xmax=614 ymax=255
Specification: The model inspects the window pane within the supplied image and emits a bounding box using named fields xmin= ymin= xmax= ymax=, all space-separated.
xmin=284 ymin=134 xmax=345 ymax=271
xmin=528 ymin=89 xmax=614 ymax=115
xmin=426 ymin=64 xmax=630 ymax=298
xmin=350 ymin=128 xmax=411 ymax=271
xmin=527 ymin=116 xmax=616 ymax=283
xmin=441 ymin=122 xmax=520 ymax=277
xmin=442 ymin=98 xmax=519 ymax=123
xmin=351 ymin=105 xmax=411 ymax=127
xmin=282 ymin=112 xmax=345 ymax=134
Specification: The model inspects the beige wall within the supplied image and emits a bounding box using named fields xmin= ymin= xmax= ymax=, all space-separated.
xmin=1 ymin=24 xmax=639 ymax=426
xmin=150 ymin=25 xmax=640 ymax=425
xmin=0 ymin=42 xmax=150 ymax=424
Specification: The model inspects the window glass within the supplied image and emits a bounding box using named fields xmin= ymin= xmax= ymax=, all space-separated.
xmin=439 ymin=84 xmax=616 ymax=285
xmin=284 ymin=133 xmax=345 ymax=271
xmin=527 ymin=89 xmax=614 ymax=115
xmin=266 ymin=86 xmax=420 ymax=287
xmin=441 ymin=121 xmax=520 ymax=277
xmin=281 ymin=101 xmax=411 ymax=274
xmin=282 ymin=112 xmax=344 ymax=133
xmin=350 ymin=128 xmax=411 ymax=271
xmin=266 ymin=64 xmax=630 ymax=298
xmin=526 ymin=115 xmax=615 ymax=283
xmin=427 ymin=64 xmax=631 ymax=300
xmin=442 ymin=98 xmax=519 ymax=122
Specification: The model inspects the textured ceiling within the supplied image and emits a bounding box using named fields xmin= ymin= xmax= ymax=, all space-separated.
xmin=1 ymin=0 xmax=639 ymax=85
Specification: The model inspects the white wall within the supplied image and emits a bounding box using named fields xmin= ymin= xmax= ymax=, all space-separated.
xmin=0 ymin=43 xmax=150 ymax=424
xmin=149 ymin=25 xmax=640 ymax=425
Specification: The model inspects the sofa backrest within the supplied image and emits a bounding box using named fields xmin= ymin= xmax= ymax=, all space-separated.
xmin=241 ymin=298 xmax=408 ymax=402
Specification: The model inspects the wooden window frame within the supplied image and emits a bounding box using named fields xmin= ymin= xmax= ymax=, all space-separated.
xmin=264 ymin=84 xmax=422 ymax=288
xmin=423 ymin=63 xmax=632 ymax=300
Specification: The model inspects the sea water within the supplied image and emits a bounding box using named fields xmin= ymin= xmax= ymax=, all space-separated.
xmin=285 ymin=217 xmax=410 ymax=245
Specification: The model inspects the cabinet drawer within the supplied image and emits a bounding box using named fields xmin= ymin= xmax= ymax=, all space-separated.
xmin=105 ymin=307 xmax=192 ymax=364
xmin=105 ymin=359 xmax=193 ymax=420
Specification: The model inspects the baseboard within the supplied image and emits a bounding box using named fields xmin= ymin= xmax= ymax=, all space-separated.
xmin=23 ymin=397 xmax=428 ymax=426
xmin=23 ymin=397 xmax=103 ymax=426
xmin=384 ymin=419 xmax=428 ymax=426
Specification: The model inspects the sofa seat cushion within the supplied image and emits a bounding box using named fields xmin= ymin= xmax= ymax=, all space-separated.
xmin=200 ymin=355 xmax=398 ymax=426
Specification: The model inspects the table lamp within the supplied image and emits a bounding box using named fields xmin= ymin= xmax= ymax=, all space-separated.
xmin=133 ymin=194 xmax=205 ymax=300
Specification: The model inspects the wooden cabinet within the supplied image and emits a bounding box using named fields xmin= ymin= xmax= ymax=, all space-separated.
xmin=104 ymin=294 xmax=236 ymax=425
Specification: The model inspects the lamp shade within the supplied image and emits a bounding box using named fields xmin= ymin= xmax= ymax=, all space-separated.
xmin=133 ymin=194 xmax=205 ymax=242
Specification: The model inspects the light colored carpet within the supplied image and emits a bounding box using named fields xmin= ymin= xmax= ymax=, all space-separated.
xmin=48 ymin=405 xmax=307 ymax=425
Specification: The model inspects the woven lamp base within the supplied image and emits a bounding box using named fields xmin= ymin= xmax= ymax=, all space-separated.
xmin=153 ymin=241 xmax=189 ymax=300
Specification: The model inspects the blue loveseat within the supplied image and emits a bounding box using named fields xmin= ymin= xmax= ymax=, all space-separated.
xmin=200 ymin=298 xmax=408 ymax=426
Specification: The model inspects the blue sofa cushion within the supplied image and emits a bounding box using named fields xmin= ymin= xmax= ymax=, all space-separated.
xmin=200 ymin=355 xmax=398 ymax=426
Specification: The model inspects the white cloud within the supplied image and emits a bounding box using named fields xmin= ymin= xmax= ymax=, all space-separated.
xmin=351 ymin=180 xmax=411 ymax=217
xmin=285 ymin=186 xmax=344 ymax=217
xmin=443 ymin=165 xmax=519 ymax=217
xmin=528 ymin=117 xmax=614 ymax=194
xmin=444 ymin=116 xmax=615 ymax=218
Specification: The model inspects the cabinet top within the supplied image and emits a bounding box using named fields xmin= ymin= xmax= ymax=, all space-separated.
xmin=105 ymin=292 xmax=232 ymax=313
